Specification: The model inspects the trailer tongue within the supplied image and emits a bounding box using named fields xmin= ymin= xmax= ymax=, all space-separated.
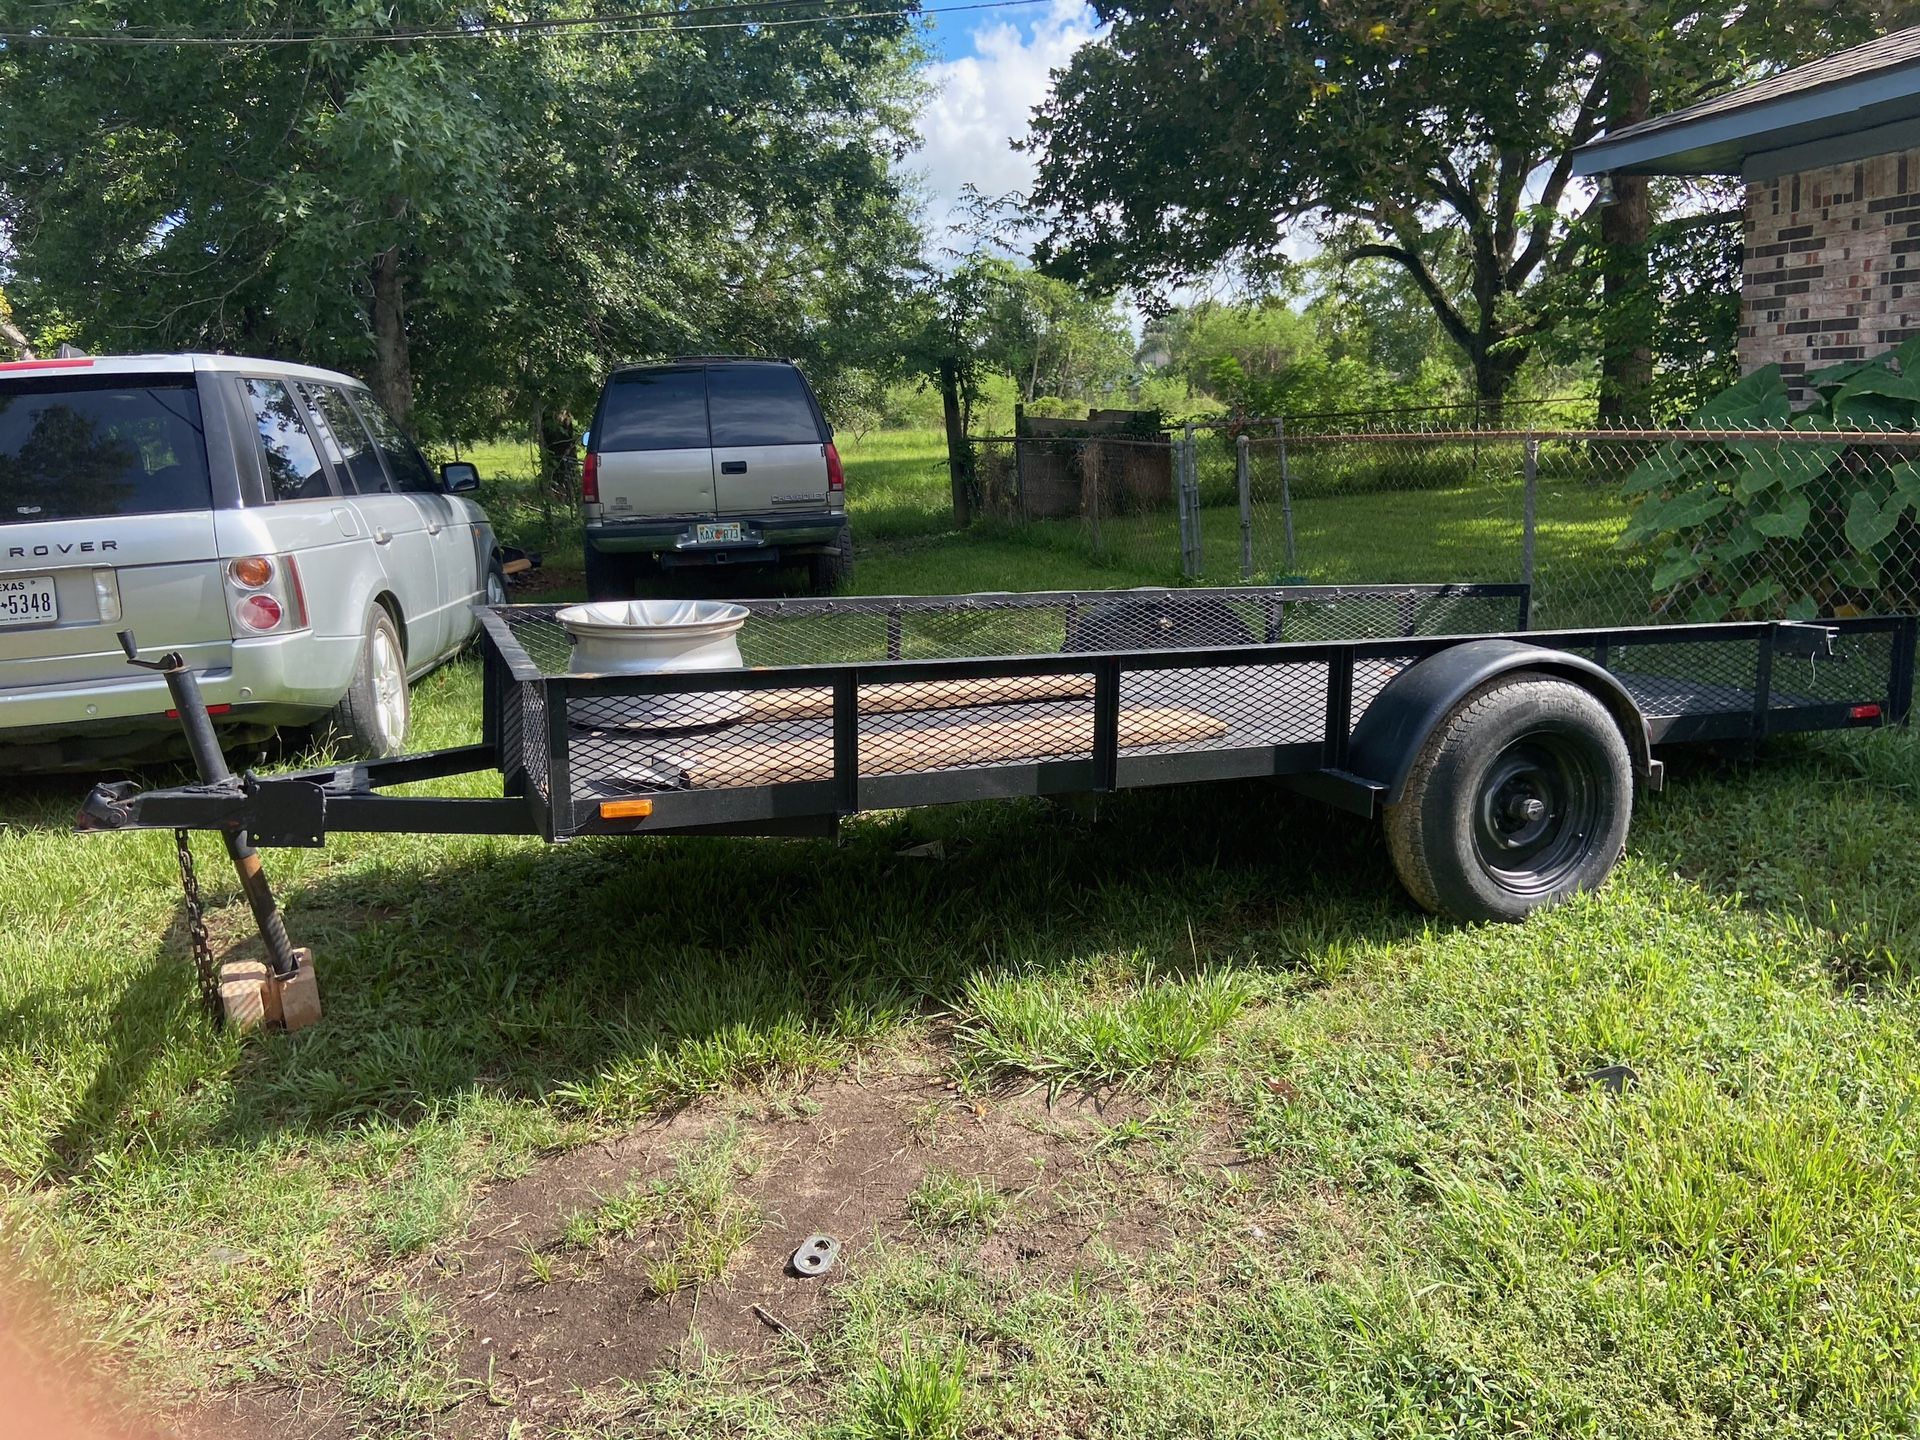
xmin=77 ymin=584 xmax=1915 ymax=1032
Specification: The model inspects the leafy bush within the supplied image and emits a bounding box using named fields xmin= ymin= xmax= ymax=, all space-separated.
xmin=1622 ymin=346 xmax=1920 ymax=620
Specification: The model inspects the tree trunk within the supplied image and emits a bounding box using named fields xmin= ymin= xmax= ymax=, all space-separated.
xmin=369 ymin=243 xmax=414 ymax=431
xmin=1472 ymin=342 xmax=1526 ymax=425
xmin=939 ymin=356 xmax=972 ymax=527
xmin=0 ymin=311 xmax=32 ymax=360
xmin=0 ymin=288 xmax=32 ymax=359
xmin=538 ymin=403 xmax=578 ymax=504
xmin=1597 ymin=69 xmax=1654 ymax=425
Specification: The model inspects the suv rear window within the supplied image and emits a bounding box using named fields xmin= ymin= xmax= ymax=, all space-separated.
xmin=0 ymin=377 xmax=211 ymax=523
xmin=596 ymin=368 xmax=709 ymax=452
xmin=707 ymin=365 xmax=825 ymax=447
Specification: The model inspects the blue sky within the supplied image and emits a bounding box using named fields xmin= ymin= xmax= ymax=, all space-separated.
xmin=908 ymin=0 xmax=1101 ymax=237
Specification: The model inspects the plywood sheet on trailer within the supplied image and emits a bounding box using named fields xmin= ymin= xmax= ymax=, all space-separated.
xmin=692 ymin=705 xmax=1224 ymax=789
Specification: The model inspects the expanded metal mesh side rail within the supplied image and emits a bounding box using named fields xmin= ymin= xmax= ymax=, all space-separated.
xmin=474 ymin=599 xmax=1916 ymax=841
xmin=479 ymin=584 xmax=1533 ymax=683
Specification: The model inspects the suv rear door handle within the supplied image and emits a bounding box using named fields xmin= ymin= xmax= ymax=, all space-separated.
xmin=720 ymin=460 xmax=748 ymax=474
xmin=372 ymin=527 xmax=392 ymax=545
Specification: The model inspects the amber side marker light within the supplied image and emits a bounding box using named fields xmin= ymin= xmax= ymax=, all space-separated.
xmin=598 ymin=798 xmax=654 ymax=820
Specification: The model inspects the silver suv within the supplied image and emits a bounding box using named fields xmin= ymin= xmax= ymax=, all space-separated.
xmin=0 ymin=354 xmax=504 ymax=770
xmin=581 ymin=357 xmax=851 ymax=597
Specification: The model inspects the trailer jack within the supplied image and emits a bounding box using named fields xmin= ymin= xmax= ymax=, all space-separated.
xmin=106 ymin=632 xmax=320 ymax=1034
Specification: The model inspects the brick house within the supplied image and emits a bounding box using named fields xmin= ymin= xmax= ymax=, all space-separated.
xmin=1574 ymin=29 xmax=1920 ymax=400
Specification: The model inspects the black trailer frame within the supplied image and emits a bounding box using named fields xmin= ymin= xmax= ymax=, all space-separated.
xmin=79 ymin=583 xmax=1917 ymax=852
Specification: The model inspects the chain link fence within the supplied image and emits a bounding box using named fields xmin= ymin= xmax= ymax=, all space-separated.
xmin=971 ymin=418 xmax=1920 ymax=630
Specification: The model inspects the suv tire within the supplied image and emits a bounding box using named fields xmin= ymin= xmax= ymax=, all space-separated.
xmin=585 ymin=543 xmax=640 ymax=601
xmin=320 ymin=605 xmax=410 ymax=759
xmin=806 ymin=528 xmax=854 ymax=594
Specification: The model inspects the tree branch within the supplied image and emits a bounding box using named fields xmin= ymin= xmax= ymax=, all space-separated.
xmin=1504 ymin=58 xmax=1609 ymax=289
xmin=1344 ymin=241 xmax=1477 ymax=357
xmin=1431 ymin=150 xmax=1484 ymax=227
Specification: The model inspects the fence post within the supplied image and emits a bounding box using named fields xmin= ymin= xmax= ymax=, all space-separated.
xmin=1175 ymin=422 xmax=1190 ymax=579
xmin=1014 ymin=433 xmax=1028 ymax=522
xmin=1085 ymin=440 xmax=1102 ymax=556
xmin=1273 ymin=418 xmax=1298 ymax=576
xmin=1191 ymin=425 xmax=1205 ymax=578
xmin=1235 ymin=432 xmax=1254 ymax=580
xmin=1520 ymin=431 xmax=1539 ymax=630
xmin=1173 ymin=431 xmax=1188 ymax=575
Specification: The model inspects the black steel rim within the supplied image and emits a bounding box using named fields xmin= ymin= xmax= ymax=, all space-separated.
xmin=1471 ymin=731 xmax=1601 ymax=896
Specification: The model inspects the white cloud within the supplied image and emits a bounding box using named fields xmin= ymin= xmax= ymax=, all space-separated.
xmin=911 ymin=0 xmax=1102 ymax=242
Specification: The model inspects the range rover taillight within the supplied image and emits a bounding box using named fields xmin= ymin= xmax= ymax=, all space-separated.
xmin=224 ymin=553 xmax=308 ymax=634
xmin=825 ymin=442 xmax=845 ymax=493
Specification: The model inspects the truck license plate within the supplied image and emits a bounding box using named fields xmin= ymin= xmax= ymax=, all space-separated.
xmin=0 ymin=574 xmax=58 ymax=627
xmin=695 ymin=522 xmax=743 ymax=545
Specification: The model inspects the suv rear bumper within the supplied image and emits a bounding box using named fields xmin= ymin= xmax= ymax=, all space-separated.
xmin=587 ymin=512 xmax=845 ymax=564
xmin=0 ymin=630 xmax=361 ymax=749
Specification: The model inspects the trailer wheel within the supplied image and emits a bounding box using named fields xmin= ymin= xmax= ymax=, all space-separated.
xmin=1384 ymin=674 xmax=1632 ymax=923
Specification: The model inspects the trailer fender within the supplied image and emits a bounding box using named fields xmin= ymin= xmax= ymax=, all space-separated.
xmin=1350 ymin=639 xmax=1657 ymax=805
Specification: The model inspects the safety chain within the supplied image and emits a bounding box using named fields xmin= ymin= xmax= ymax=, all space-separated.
xmin=173 ymin=828 xmax=223 ymax=1028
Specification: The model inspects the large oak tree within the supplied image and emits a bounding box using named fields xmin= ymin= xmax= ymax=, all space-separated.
xmin=1029 ymin=1 xmax=1902 ymax=416
xmin=0 ymin=0 xmax=924 ymax=459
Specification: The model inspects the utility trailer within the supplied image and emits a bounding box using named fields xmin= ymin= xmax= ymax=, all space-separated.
xmin=78 ymin=584 xmax=1915 ymax=1026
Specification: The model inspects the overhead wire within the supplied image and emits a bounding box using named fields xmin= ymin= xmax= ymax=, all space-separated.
xmin=0 ymin=0 xmax=1051 ymax=46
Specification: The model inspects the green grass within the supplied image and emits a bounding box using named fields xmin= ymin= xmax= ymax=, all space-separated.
xmin=842 ymin=427 xmax=961 ymax=543
xmin=5 ymin=430 xmax=1920 ymax=1434
xmin=906 ymin=1170 xmax=1008 ymax=1233
xmin=838 ymin=1340 xmax=969 ymax=1440
xmin=956 ymin=967 xmax=1250 ymax=1090
xmin=554 ymin=1126 xmax=760 ymax=1294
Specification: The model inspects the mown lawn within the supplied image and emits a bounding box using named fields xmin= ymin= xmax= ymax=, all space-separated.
xmin=1 ymin=432 xmax=1918 ymax=1437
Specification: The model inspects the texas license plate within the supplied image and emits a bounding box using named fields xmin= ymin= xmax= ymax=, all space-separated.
xmin=0 ymin=574 xmax=57 ymax=627
xmin=695 ymin=522 xmax=744 ymax=545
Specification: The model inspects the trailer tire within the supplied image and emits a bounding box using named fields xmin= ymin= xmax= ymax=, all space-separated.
xmin=1384 ymin=674 xmax=1631 ymax=923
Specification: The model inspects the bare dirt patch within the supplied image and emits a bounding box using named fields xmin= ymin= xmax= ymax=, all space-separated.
xmin=424 ymin=1067 xmax=1153 ymax=1432
xmin=170 ymin=1064 xmax=1191 ymax=1439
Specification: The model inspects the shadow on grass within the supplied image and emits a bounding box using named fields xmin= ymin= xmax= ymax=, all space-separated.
xmin=0 ymin=906 xmax=217 ymax=1183
xmin=21 ymin=724 xmax=1920 ymax=1181
xmin=41 ymin=782 xmax=1415 ymax=1159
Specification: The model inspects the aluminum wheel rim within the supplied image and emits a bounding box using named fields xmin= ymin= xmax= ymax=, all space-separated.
xmin=485 ymin=571 xmax=508 ymax=607
xmin=371 ymin=624 xmax=406 ymax=746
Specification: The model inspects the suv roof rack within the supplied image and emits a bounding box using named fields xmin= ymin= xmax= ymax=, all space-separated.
xmin=668 ymin=354 xmax=790 ymax=364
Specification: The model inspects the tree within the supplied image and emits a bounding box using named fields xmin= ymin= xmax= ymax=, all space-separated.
xmin=0 ymin=0 xmax=924 ymax=464
xmin=973 ymin=258 xmax=1133 ymax=404
xmin=1528 ymin=178 xmax=1743 ymax=419
xmin=1028 ymin=0 xmax=1896 ymax=416
xmin=0 ymin=290 xmax=30 ymax=359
